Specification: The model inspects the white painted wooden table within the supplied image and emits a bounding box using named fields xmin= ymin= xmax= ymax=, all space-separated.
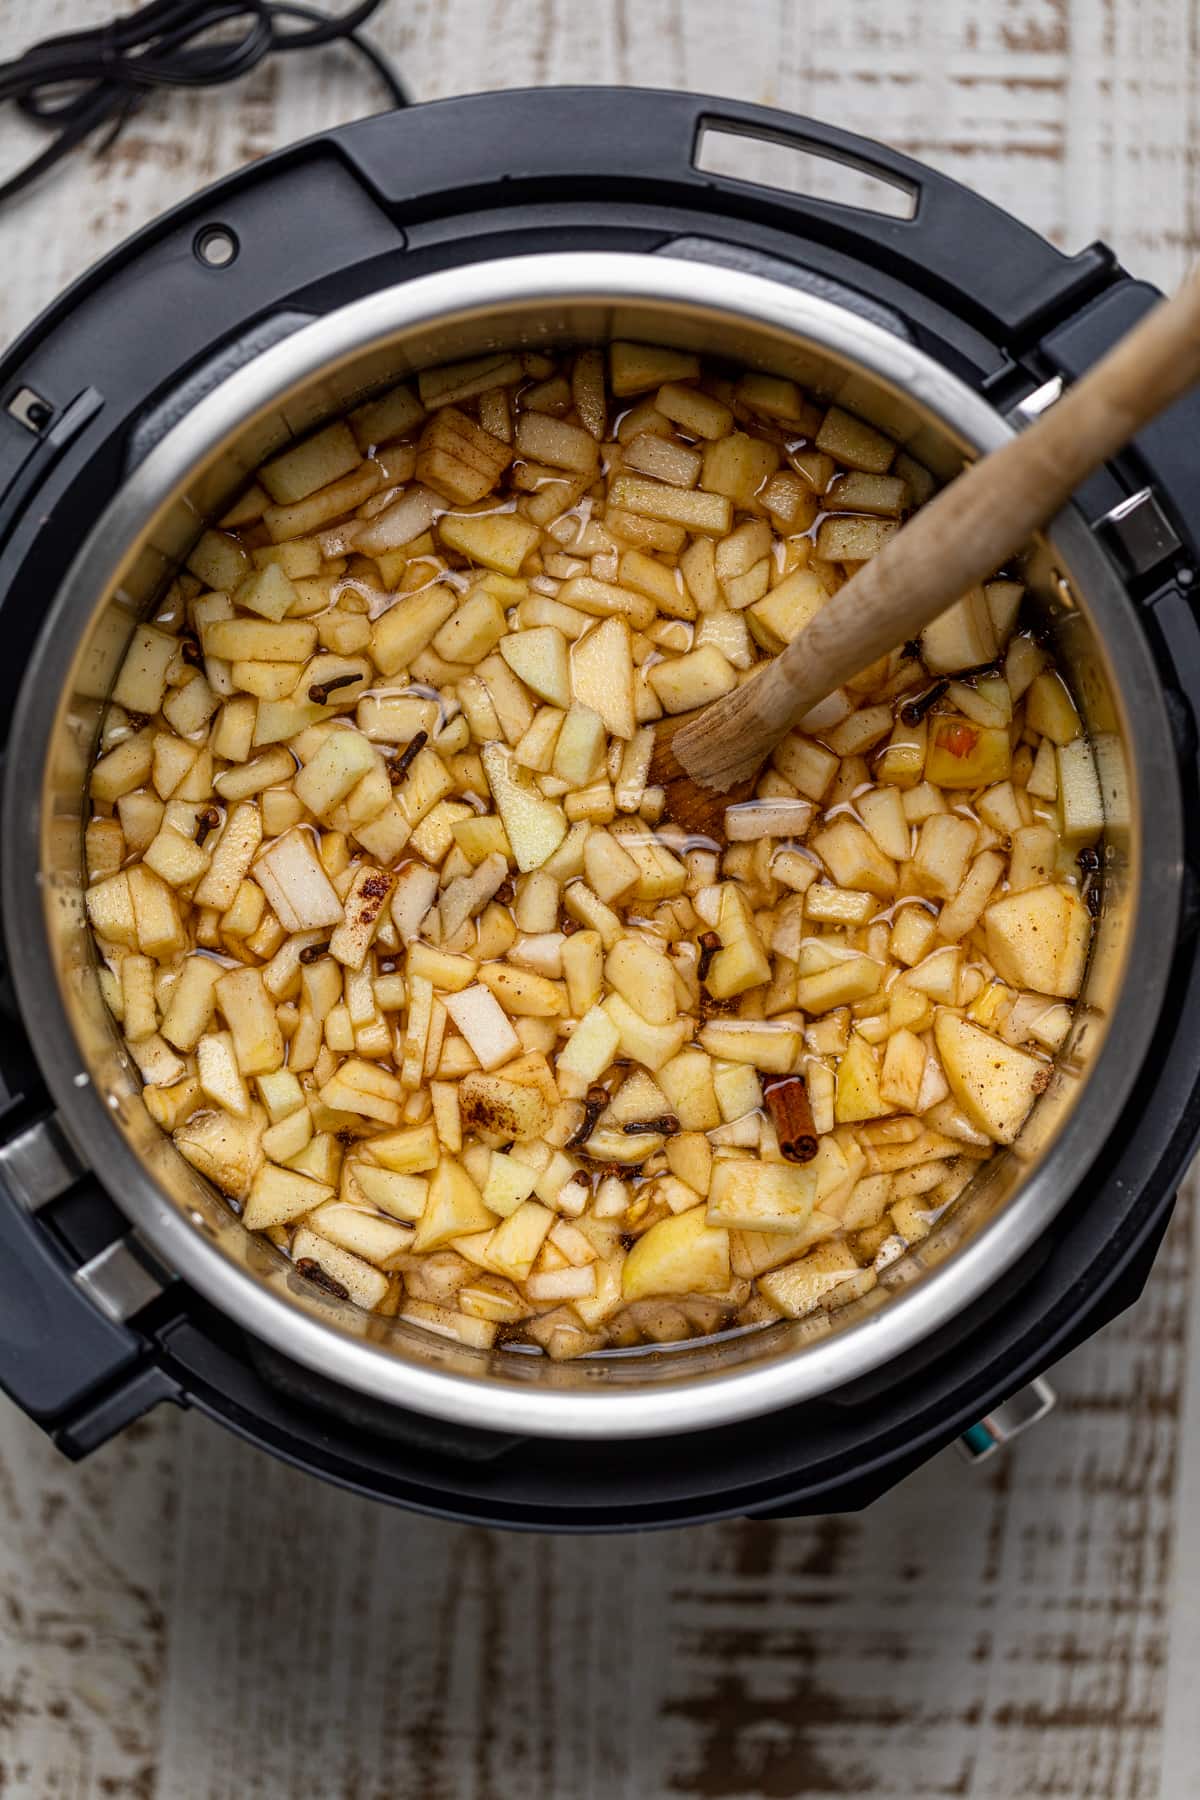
xmin=2 ymin=4 xmax=1199 ymax=1795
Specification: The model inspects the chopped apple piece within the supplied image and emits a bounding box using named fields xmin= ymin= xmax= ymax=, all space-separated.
xmin=920 ymin=586 xmax=996 ymax=673
xmin=261 ymin=423 xmax=360 ymax=504
xmin=482 ymin=1151 xmax=541 ymax=1217
xmin=293 ymin=728 xmax=378 ymax=820
xmin=555 ymin=1005 xmax=620 ymax=1098
xmin=215 ymin=967 xmax=284 ymax=1075
xmin=926 ymin=717 xmax=1011 ymax=788
xmin=328 ymin=865 xmax=394 ymax=970
xmin=983 ymin=885 xmax=1091 ymax=998
xmin=243 ymin=1163 xmax=333 ymax=1230
xmin=707 ymin=1161 xmax=817 ymax=1232
xmin=570 ymin=616 xmax=636 ymax=740
xmin=759 ymin=1242 xmax=876 ymax=1318
xmin=291 ymin=1226 xmax=390 ymax=1310
xmin=648 ymin=645 xmax=737 ymax=716
xmin=934 ymin=1011 xmax=1048 ymax=1144
xmin=443 ymin=984 xmax=521 ymax=1071
xmin=480 ymin=742 xmax=568 ymax=872
xmin=1056 ymin=737 xmax=1104 ymax=843
xmin=371 ymin=585 xmax=458 ymax=676
xmin=477 ymin=964 xmax=565 ymax=1019
xmin=610 ymin=342 xmax=699 ymax=396
xmin=603 ymin=993 xmax=689 ymax=1071
xmin=605 ymin=936 xmax=677 ymax=1026
xmin=416 ymin=407 xmax=512 ymax=505
xmin=411 ymin=1157 xmax=497 ymax=1253
xmin=697 ymin=1020 xmax=802 ymax=1073
xmin=364 ymin=1122 xmax=440 ymax=1175
xmin=197 ymin=1030 xmax=251 ymax=1117
xmin=254 ymin=828 xmax=344 ymax=932
xmin=622 ymin=1206 xmax=730 ymax=1300
xmin=1026 ymin=670 xmax=1083 ymax=744
xmin=488 ymin=1199 xmax=556 ymax=1279
xmin=175 ymin=1108 xmax=263 ymax=1199
xmin=114 ymin=624 xmax=177 ymax=716
xmin=459 ymin=1071 xmax=552 ymax=1141
xmin=499 ymin=626 xmax=571 ymax=708
xmin=835 ymin=1033 xmax=888 ymax=1124
xmin=811 ymin=817 xmax=896 ymax=898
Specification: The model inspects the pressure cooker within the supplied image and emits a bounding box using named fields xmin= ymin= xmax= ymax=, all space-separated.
xmin=1 ymin=88 xmax=1197 ymax=1531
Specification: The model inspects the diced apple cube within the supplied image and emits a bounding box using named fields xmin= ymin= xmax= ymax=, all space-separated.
xmin=759 ymin=1242 xmax=875 ymax=1318
xmin=605 ymin=936 xmax=678 ymax=1025
xmin=622 ymin=1206 xmax=730 ymax=1299
xmin=926 ymin=716 xmax=1011 ymax=788
xmin=835 ymin=1033 xmax=888 ymax=1123
xmin=480 ymin=741 xmax=568 ymax=872
xmin=934 ymin=1011 xmax=1048 ymax=1144
xmin=370 ymin=585 xmax=458 ymax=676
xmin=570 ymin=615 xmax=636 ymax=740
xmin=983 ymin=885 xmax=1091 ymax=998
xmin=411 ymin=1157 xmax=497 ymax=1253
xmin=811 ymin=816 xmax=897 ymax=897
xmin=254 ymin=828 xmax=344 ymax=932
xmin=912 ymin=814 xmax=977 ymax=900
xmin=707 ymin=1160 xmax=817 ymax=1232
xmin=647 ymin=645 xmax=737 ymax=715
xmin=920 ymin=587 xmax=996 ymax=674
xmin=293 ymin=728 xmax=378 ymax=820
xmin=610 ymin=342 xmax=699 ymax=396
xmin=697 ymin=1020 xmax=803 ymax=1073
xmin=458 ymin=1072 xmax=552 ymax=1141
xmin=1026 ymin=670 xmax=1083 ymax=744
xmin=197 ymin=1030 xmax=251 ymax=1117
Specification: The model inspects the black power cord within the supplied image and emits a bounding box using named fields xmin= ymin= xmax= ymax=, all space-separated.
xmin=0 ymin=0 xmax=408 ymax=210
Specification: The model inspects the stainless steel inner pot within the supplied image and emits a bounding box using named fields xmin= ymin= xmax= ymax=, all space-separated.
xmin=2 ymin=253 xmax=1183 ymax=1439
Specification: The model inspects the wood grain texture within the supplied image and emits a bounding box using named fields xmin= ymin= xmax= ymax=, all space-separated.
xmin=2 ymin=3 xmax=1199 ymax=1796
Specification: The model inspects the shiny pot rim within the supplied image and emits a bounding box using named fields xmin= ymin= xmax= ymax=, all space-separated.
xmin=2 ymin=252 xmax=1183 ymax=1438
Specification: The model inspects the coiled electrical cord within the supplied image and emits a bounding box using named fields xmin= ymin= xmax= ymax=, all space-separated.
xmin=0 ymin=0 xmax=408 ymax=209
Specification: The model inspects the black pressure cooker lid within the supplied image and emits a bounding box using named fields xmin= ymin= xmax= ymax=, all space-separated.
xmin=2 ymin=88 xmax=1200 ymax=1530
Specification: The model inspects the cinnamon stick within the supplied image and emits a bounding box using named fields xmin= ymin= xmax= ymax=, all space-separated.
xmin=761 ymin=1073 xmax=818 ymax=1163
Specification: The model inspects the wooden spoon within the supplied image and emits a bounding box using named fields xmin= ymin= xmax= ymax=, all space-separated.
xmin=651 ymin=267 xmax=1200 ymax=837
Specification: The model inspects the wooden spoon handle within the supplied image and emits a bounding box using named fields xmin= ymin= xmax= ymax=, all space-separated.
xmin=674 ymin=265 xmax=1200 ymax=788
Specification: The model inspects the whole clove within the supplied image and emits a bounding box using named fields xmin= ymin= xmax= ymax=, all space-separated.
xmin=308 ymin=671 xmax=362 ymax=705
xmin=697 ymin=930 xmax=722 ymax=985
xmin=622 ymin=1114 xmax=680 ymax=1137
xmin=389 ymin=729 xmax=428 ymax=784
xmin=899 ymin=680 xmax=948 ymax=726
xmin=194 ymin=805 xmax=220 ymax=846
xmin=566 ymin=1084 xmax=609 ymax=1149
xmin=761 ymin=1073 xmax=819 ymax=1164
xmin=298 ymin=940 xmax=332 ymax=964
xmin=295 ymin=1258 xmax=350 ymax=1301
xmin=945 ymin=658 xmax=1003 ymax=686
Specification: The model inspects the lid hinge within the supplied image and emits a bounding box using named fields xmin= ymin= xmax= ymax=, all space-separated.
xmin=1095 ymin=486 xmax=1184 ymax=580
xmin=0 ymin=1111 xmax=83 ymax=1210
